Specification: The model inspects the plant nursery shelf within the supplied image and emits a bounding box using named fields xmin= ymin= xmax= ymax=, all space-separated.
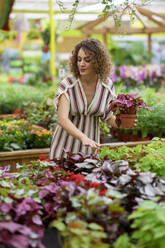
xmin=0 ymin=140 xmax=153 ymax=172
xmin=0 ymin=148 xmax=50 ymax=172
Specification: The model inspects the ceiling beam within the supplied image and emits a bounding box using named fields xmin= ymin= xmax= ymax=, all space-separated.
xmin=82 ymin=26 xmax=165 ymax=35
xmin=12 ymin=9 xmax=100 ymax=15
xmin=136 ymin=6 xmax=165 ymax=21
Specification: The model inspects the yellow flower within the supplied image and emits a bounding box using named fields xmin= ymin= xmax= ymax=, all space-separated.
xmin=35 ymin=131 xmax=43 ymax=136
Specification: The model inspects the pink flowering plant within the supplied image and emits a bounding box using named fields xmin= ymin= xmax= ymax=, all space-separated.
xmin=111 ymin=93 xmax=152 ymax=115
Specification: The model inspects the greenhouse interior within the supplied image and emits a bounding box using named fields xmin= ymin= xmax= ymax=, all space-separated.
xmin=0 ymin=0 xmax=165 ymax=247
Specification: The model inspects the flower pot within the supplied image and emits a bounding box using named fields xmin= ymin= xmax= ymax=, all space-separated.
xmin=42 ymin=228 xmax=63 ymax=248
xmin=120 ymin=114 xmax=137 ymax=129
xmin=42 ymin=45 xmax=49 ymax=53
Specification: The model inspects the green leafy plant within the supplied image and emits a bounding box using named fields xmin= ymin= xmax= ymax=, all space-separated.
xmin=1 ymin=140 xmax=165 ymax=247
xmin=99 ymin=141 xmax=165 ymax=177
xmin=111 ymin=87 xmax=165 ymax=139
xmin=128 ymin=201 xmax=165 ymax=248
xmin=130 ymin=88 xmax=165 ymax=138
xmin=0 ymin=83 xmax=48 ymax=114
xmin=22 ymin=85 xmax=58 ymax=130
xmin=110 ymin=41 xmax=153 ymax=66
xmin=23 ymin=102 xmax=57 ymax=131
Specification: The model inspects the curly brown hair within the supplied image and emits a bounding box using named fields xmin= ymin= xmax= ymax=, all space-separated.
xmin=69 ymin=38 xmax=113 ymax=84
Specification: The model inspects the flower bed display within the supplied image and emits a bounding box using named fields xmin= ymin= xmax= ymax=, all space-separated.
xmin=0 ymin=119 xmax=52 ymax=152
xmin=0 ymin=141 xmax=152 ymax=172
xmin=1 ymin=140 xmax=165 ymax=248
xmin=112 ymin=64 xmax=165 ymax=88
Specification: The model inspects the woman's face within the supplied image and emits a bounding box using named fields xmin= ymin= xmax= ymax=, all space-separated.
xmin=77 ymin=48 xmax=95 ymax=76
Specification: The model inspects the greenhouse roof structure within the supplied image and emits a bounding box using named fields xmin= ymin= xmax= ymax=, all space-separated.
xmin=1 ymin=0 xmax=165 ymax=79
xmin=10 ymin=0 xmax=165 ymax=20
xmin=1 ymin=0 xmax=165 ymax=27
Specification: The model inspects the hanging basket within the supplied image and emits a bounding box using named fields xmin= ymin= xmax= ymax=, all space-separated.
xmin=120 ymin=113 xmax=137 ymax=129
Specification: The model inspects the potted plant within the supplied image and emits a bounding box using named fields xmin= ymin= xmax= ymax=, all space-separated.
xmin=110 ymin=93 xmax=152 ymax=129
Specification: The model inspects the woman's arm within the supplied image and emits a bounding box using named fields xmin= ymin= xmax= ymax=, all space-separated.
xmin=57 ymin=94 xmax=100 ymax=148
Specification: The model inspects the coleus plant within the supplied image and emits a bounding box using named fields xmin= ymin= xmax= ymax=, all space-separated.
xmin=110 ymin=93 xmax=152 ymax=115
xmin=1 ymin=142 xmax=165 ymax=248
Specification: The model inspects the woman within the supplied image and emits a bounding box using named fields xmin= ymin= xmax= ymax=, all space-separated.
xmin=50 ymin=38 xmax=120 ymax=160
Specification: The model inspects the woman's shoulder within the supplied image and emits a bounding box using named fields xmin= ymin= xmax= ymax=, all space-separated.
xmin=60 ymin=75 xmax=77 ymax=89
xmin=102 ymin=77 xmax=114 ymax=90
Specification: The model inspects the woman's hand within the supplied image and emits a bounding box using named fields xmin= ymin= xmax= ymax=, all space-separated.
xmin=81 ymin=135 xmax=100 ymax=148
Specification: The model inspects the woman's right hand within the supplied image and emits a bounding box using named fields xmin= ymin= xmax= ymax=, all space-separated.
xmin=81 ymin=135 xmax=100 ymax=149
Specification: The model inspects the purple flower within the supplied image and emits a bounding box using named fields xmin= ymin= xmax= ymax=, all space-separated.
xmin=44 ymin=202 xmax=55 ymax=214
xmin=161 ymin=66 xmax=165 ymax=75
xmin=32 ymin=215 xmax=42 ymax=225
xmin=139 ymin=70 xmax=146 ymax=81
xmin=0 ymin=234 xmax=29 ymax=248
xmin=38 ymin=183 xmax=60 ymax=199
xmin=16 ymin=197 xmax=42 ymax=217
xmin=120 ymin=65 xmax=126 ymax=78
xmin=0 ymin=222 xmax=32 ymax=235
xmin=111 ymin=70 xmax=121 ymax=82
xmin=45 ymin=171 xmax=54 ymax=179
xmin=0 ymin=203 xmax=13 ymax=213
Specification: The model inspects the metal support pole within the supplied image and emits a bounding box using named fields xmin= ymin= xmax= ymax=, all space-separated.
xmin=49 ymin=0 xmax=56 ymax=80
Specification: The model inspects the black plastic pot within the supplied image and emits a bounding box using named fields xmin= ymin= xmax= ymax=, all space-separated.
xmin=42 ymin=228 xmax=63 ymax=248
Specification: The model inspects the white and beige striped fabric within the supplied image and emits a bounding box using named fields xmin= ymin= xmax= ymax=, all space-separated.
xmin=49 ymin=76 xmax=116 ymax=160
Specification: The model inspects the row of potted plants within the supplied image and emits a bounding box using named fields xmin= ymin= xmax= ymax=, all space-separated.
xmin=0 ymin=140 xmax=165 ymax=247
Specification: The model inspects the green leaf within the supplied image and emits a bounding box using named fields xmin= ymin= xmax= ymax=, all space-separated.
xmin=69 ymin=237 xmax=82 ymax=248
xmin=153 ymin=226 xmax=165 ymax=239
xmin=107 ymin=189 xmax=126 ymax=199
xmin=15 ymin=188 xmax=26 ymax=195
xmin=90 ymin=231 xmax=107 ymax=239
xmin=65 ymin=212 xmax=77 ymax=224
xmin=51 ymin=220 xmax=66 ymax=231
xmin=88 ymin=223 xmax=103 ymax=231
xmin=10 ymin=143 xmax=22 ymax=150
xmin=0 ymin=181 xmax=13 ymax=188
xmin=114 ymin=234 xmax=133 ymax=248
xmin=70 ymin=228 xmax=88 ymax=235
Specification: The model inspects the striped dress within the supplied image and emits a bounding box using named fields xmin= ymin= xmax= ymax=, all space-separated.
xmin=49 ymin=76 xmax=115 ymax=160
